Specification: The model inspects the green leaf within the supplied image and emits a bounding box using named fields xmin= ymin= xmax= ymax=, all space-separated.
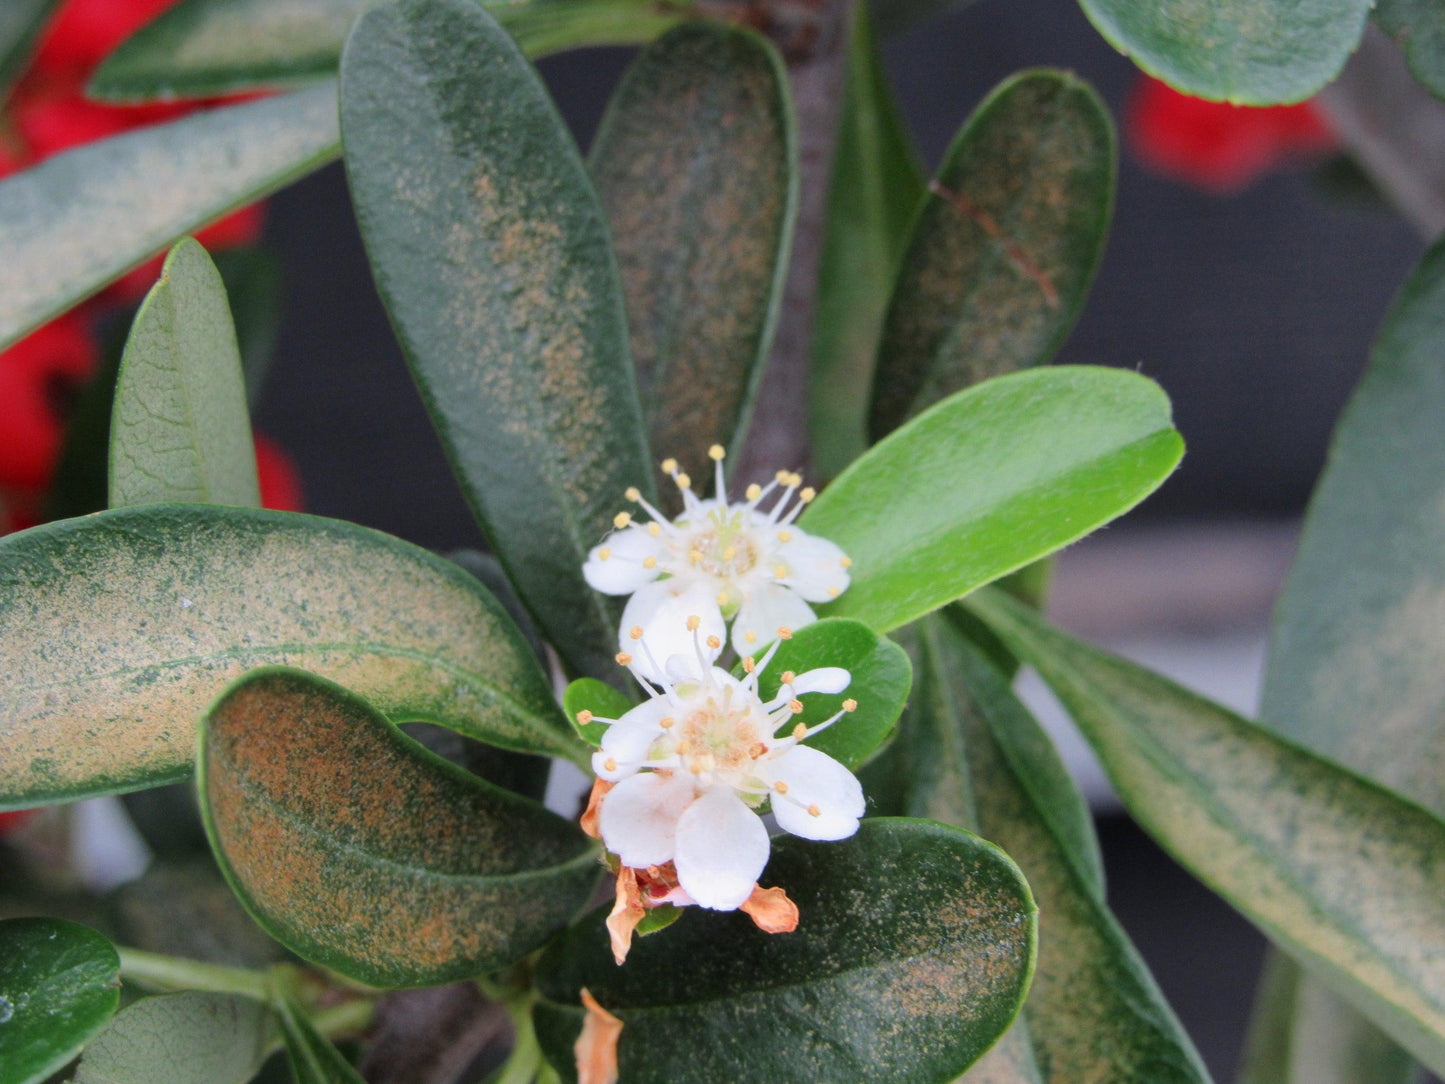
xmin=0 ymin=504 xmax=576 ymax=810
xmin=274 ymin=995 xmax=364 ymax=1084
xmin=868 ymin=0 xmax=981 ymax=38
xmin=966 ymin=586 xmax=1445 ymax=1079
xmin=199 ymin=668 xmax=600 ymax=987
xmin=590 ymin=22 xmax=796 ymax=472
xmin=1376 ymin=0 xmax=1445 ymax=101
xmin=46 ymin=320 xmax=127 ymax=522
xmin=1076 ymin=0 xmax=1370 ymax=104
xmin=868 ymin=70 xmax=1114 ymax=442
xmin=109 ymin=239 xmax=260 ymax=510
xmin=532 ymin=819 xmax=1037 ymax=1083
xmin=562 ymin=677 xmax=634 ymax=747
xmin=809 ymin=0 xmax=926 ymax=478
xmin=340 ymin=0 xmax=653 ymax=683
xmin=72 ymin=993 xmax=273 ymax=1084
xmin=737 ymin=618 xmax=911 ymax=769
xmin=802 ymin=366 xmax=1183 ymax=634
xmin=211 ymin=249 xmax=285 ymax=405
xmin=0 ymin=918 xmax=120 ymax=1084
xmin=90 ymin=0 xmax=688 ymax=102
xmin=0 ymin=0 xmax=63 ymax=103
xmin=0 ymin=86 xmax=338 ymax=352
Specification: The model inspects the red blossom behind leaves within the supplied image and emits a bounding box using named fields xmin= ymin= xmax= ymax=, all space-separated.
xmin=0 ymin=315 xmax=98 ymax=495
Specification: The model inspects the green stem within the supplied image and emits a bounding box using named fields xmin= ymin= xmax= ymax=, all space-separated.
xmin=118 ymin=947 xmax=271 ymax=1000
xmin=307 ymin=998 xmax=378 ymax=1041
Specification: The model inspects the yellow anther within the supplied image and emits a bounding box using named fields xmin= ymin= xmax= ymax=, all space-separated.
xmin=827 ymin=586 xmax=840 ymax=598
xmin=788 ymin=473 xmax=804 ymax=488
xmin=708 ymin=444 xmax=726 ymax=461
xmin=789 ymin=699 xmax=804 ymax=715
xmin=648 ymin=522 xmax=662 ymax=537
xmin=675 ymin=742 xmax=691 ymax=756
xmin=690 ymin=760 xmax=704 ymax=775
xmin=745 ymin=483 xmax=762 ymax=501
xmin=793 ymin=722 xmax=807 ymax=739
xmin=624 ymin=486 xmax=641 ymax=502
xmin=745 ymin=630 xmax=758 ymax=644
xmin=661 ymin=458 xmax=678 ymax=474
xmin=840 ymin=556 xmax=853 ymax=568
xmin=629 ymin=625 xmax=644 ymax=640
xmin=689 ymin=549 xmax=704 ymax=564
xmin=723 ymin=546 xmax=737 ymax=560
xmin=675 ymin=472 xmax=692 ymax=489
xmin=749 ymin=742 xmax=767 ymax=759
xmin=742 ymin=656 xmax=756 ymax=672
xmin=598 ymin=547 xmax=612 ymax=561
xmin=777 ymin=530 xmax=792 ymax=543
xmin=605 ymin=758 xmax=618 ymax=772
xmin=799 ymin=486 xmax=816 ymax=503
xmin=778 ymin=626 xmax=793 ymax=640
xmin=716 ymin=591 xmax=730 ymax=605
xmin=576 ymin=710 xmax=594 ymax=724
xmin=843 ymin=698 xmax=858 ymax=712
xmin=774 ymin=564 xmax=788 ymax=579
xmin=780 ymin=670 xmax=796 ymax=685
xmin=777 ymin=469 xmax=792 ymax=483
xmin=660 ymin=716 xmax=675 ymax=729
xmin=774 ymin=781 xmax=790 ymax=795
xmin=706 ymin=635 xmax=722 ymax=649
xmin=616 ymin=652 xmax=633 ymax=666
xmin=643 ymin=556 xmax=657 ymax=569
xmin=613 ymin=511 xmax=632 ymax=529
xmin=807 ymin=804 xmax=821 ymax=818
xmin=686 ymin=614 xmax=701 ymax=631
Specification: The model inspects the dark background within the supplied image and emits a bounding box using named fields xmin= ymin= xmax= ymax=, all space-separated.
xmin=246 ymin=0 xmax=1425 ymax=1075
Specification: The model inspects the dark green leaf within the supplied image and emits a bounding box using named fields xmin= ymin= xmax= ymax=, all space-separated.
xmin=0 ymin=0 xmax=63 ymax=103
xmin=109 ymin=239 xmax=260 ymax=509
xmin=1377 ymin=1 xmax=1445 ymax=101
xmin=869 ymin=70 xmax=1114 ymax=441
xmin=809 ymin=0 xmax=926 ymax=478
xmin=868 ymin=0 xmax=981 ymax=38
xmin=91 ymin=0 xmax=686 ymax=101
xmin=0 ymin=87 xmax=338 ymax=352
xmin=211 ymin=249 xmax=285 ymax=405
xmin=0 ymin=504 xmax=576 ymax=810
xmin=0 ymin=917 xmax=120 ymax=1084
xmin=562 ymin=677 xmax=634 ymax=747
xmin=1076 ymin=0 xmax=1370 ymax=104
xmin=275 ymin=996 xmax=364 ymax=1083
xmin=200 ymin=668 xmax=601 ymax=987
xmin=591 ymin=22 xmax=796 ymax=472
xmin=341 ymin=0 xmax=653 ymax=682
xmin=533 ymin=819 xmax=1036 ymax=1083
xmin=737 ymin=617 xmax=910 ymax=769
xmin=966 ymin=586 xmax=1445 ymax=1078
xmin=802 ymin=366 xmax=1183 ymax=634
xmin=72 ymin=992 xmax=272 ymax=1084
xmin=46 ymin=317 xmax=127 ymax=522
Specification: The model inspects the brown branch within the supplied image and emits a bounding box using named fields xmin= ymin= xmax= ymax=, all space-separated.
xmin=928 ymin=180 xmax=1060 ymax=308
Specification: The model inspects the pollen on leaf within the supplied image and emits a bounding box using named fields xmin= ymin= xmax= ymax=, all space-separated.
xmin=708 ymin=444 xmax=726 ymax=460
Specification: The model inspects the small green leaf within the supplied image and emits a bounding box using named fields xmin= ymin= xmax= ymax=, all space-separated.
xmin=0 ymin=918 xmax=120 ymax=1084
xmin=738 ymin=618 xmax=911 ymax=769
xmin=533 ymin=819 xmax=1037 ymax=1083
xmin=809 ymin=0 xmax=926 ymax=478
xmin=562 ymin=677 xmax=634 ymax=747
xmin=1076 ymin=0 xmax=1370 ymax=104
xmin=967 ymin=586 xmax=1445 ymax=1079
xmin=72 ymin=993 xmax=272 ymax=1084
xmin=109 ymin=239 xmax=260 ymax=509
xmin=0 ymin=504 xmax=576 ymax=810
xmin=0 ymin=86 xmax=338 ymax=352
xmin=200 ymin=668 xmax=601 ymax=987
xmin=0 ymin=0 xmax=64 ymax=103
xmin=591 ymin=22 xmax=796 ymax=471
xmin=802 ymin=366 xmax=1183 ymax=634
xmin=869 ymin=70 xmax=1114 ymax=441
xmin=211 ymin=248 xmax=285 ymax=405
xmin=90 ymin=0 xmax=687 ymax=101
xmin=341 ymin=0 xmax=653 ymax=683
xmin=275 ymin=996 xmax=364 ymax=1083
xmin=1376 ymin=0 xmax=1445 ymax=101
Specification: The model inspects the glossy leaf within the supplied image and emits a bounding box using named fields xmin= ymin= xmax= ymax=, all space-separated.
xmin=341 ymin=0 xmax=653 ymax=682
xmin=591 ymin=22 xmax=796 ymax=470
xmin=200 ymin=668 xmax=600 ymax=987
xmin=72 ymin=993 xmax=273 ymax=1084
xmin=1376 ymin=0 xmax=1445 ymax=101
xmin=0 ymin=504 xmax=576 ymax=810
xmin=275 ymin=996 xmax=364 ymax=1084
xmin=809 ymin=0 xmax=926 ymax=477
xmin=533 ymin=819 xmax=1037 ymax=1083
xmin=91 ymin=0 xmax=686 ymax=101
xmin=0 ymin=86 xmax=339 ymax=352
xmin=562 ymin=677 xmax=634 ymax=747
xmin=109 ymin=239 xmax=260 ymax=509
xmin=868 ymin=70 xmax=1113 ymax=441
xmin=0 ymin=918 xmax=120 ymax=1084
xmin=739 ymin=618 xmax=911 ymax=769
xmin=0 ymin=0 xmax=63 ymax=102
xmin=1076 ymin=0 xmax=1370 ymax=104
xmin=802 ymin=366 xmax=1183 ymax=634
xmin=967 ymin=586 xmax=1445 ymax=1078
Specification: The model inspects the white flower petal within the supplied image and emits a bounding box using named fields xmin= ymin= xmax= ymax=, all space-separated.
xmin=597 ymin=772 xmax=698 ymax=868
xmin=764 ymin=745 xmax=864 ymax=841
xmin=583 ymin=525 xmax=663 ymax=595
xmin=730 ymin=582 xmax=817 ymax=655
xmin=788 ymin=666 xmax=851 ymax=696
xmin=673 ymin=784 xmax=770 ymax=910
xmin=779 ymin=531 xmax=851 ymax=603
xmin=621 ymin=579 xmax=725 ymax=683
xmin=590 ymin=697 xmax=675 ymax=779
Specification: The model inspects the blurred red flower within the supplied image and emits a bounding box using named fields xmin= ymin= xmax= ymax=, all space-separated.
xmin=0 ymin=315 xmax=98 ymax=495
xmin=0 ymin=809 xmax=39 ymax=834
xmin=255 ymin=433 xmax=304 ymax=513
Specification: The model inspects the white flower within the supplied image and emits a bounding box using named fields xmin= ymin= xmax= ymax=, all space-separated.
xmin=582 ymin=637 xmax=864 ymax=912
xmin=583 ymin=446 xmax=851 ymax=681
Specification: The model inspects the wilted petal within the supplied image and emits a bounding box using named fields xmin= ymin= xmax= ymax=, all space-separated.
xmin=674 ymin=784 xmax=770 ymax=910
xmin=622 ymin=579 xmax=725 ymax=682
xmin=598 ymin=771 xmax=698 ymax=868
xmin=575 ymin=988 xmax=623 ymax=1084
xmin=740 ymin=884 xmax=799 ymax=934
xmin=584 ymin=525 xmax=662 ymax=595
xmin=730 ymin=582 xmax=816 ymax=655
xmin=780 ymin=531 xmax=851 ymax=603
xmin=764 ymin=745 xmax=865 ymax=841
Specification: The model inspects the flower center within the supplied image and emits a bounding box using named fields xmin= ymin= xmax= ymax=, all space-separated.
xmin=675 ymin=693 xmax=763 ymax=776
xmin=682 ymin=510 xmax=760 ymax=578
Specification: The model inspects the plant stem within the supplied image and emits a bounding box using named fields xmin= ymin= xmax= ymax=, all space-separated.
xmin=118 ymin=946 xmax=272 ymax=1000
xmin=311 ymin=998 xmax=379 ymax=1041
xmin=493 ymin=997 xmax=545 ymax=1084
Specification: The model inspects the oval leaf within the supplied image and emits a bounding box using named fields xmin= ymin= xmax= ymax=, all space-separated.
xmin=562 ymin=677 xmax=634 ymax=747
xmin=72 ymin=993 xmax=272 ymax=1084
xmin=275 ymin=996 xmax=364 ymax=1084
xmin=109 ymin=238 xmax=260 ymax=509
xmin=868 ymin=70 xmax=1114 ymax=442
xmin=0 ymin=918 xmax=120 ymax=1084
xmin=532 ymin=819 xmax=1036 ymax=1083
xmin=0 ymin=504 xmax=577 ymax=810
xmin=0 ymin=0 xmax=64 ymax=100
xmin=1076 ymin=0 xmax=1370 ymax=104
xmin=967 ymin=586 xmax=1445 ymax=1079
xmin=590 ymin=22 xmax=796 ymax=469
xmin=802 ymin=366 xmax=1183 ymax=634
xmin=341 ymin=0 xmax=654 ymax=682
xmin=0 ymin=86 xmax=338 ymax=351
xmin=200 ymin=668 xmax=600 ymax=987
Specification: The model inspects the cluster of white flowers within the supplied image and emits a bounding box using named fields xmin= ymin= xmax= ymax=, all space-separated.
xmin=577 ymin=448 xmax=865 ymax=962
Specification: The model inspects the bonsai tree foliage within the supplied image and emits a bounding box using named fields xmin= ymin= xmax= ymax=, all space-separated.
xmin=0 ymin=0 xmax=1442 ymax=1082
